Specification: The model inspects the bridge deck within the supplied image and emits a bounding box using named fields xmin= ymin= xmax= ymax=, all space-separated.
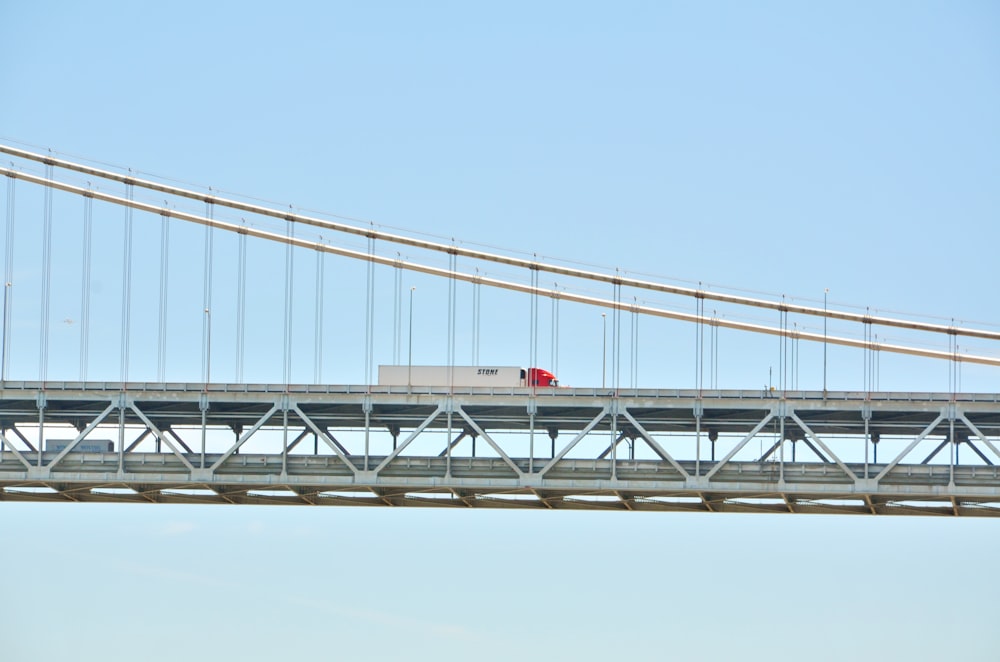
xmin=1 ymin=383 xmax=998 ymax=516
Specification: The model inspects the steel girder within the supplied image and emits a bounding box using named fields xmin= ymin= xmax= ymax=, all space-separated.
xmin=2 ymin=383 xmax=1000 ymax=516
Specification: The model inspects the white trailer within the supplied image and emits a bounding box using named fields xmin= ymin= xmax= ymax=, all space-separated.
xmin=45 ymin=439 xmax=114 ymax=453
xmin=379 ymin=365 xmax=528 ymax=387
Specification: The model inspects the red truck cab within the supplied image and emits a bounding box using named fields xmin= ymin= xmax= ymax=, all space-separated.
xmin=523 ymin=367 xmax=559 ymax=387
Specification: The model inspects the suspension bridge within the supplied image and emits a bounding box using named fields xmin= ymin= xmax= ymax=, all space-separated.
xmin=1 ymin=143 xmax=999 ymax=516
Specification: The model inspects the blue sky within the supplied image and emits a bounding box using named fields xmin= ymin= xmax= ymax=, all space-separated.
xmin=2 ymin=2 xmax=999 ymax=660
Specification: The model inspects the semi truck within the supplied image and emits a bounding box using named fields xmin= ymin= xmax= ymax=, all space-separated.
xmin=45 ymin=439 xmax=114 ymax=453
xmin=378 ymin=365 xmax=559 ymax=387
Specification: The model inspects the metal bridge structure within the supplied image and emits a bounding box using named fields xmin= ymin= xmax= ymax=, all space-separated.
xmin=2 ymin=143 xmax=1000 ymax=516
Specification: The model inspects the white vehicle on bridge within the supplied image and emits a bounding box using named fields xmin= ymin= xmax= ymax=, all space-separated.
xmin=377 ymin=365 xmax=558 ymax=387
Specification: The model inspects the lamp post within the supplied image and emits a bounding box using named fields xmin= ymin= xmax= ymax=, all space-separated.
xmin=602 ymin=312 xmax=607 ymax=389
xmin=408 ymin=287 xmax=415 ymax=387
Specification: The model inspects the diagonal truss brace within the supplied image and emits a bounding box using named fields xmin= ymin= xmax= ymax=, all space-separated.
xmin=129 ymin=402 xmax=196 ymax=472
xmin=874 ymin=413 xmax=946 ymax=483
xmin=0 ymin=430 xmax=32 ymax=469
xmin=291 ymin=404 xmax=359 ymax=476
xmin=372 ymin=405 xmax=444 ymax=474
xmin=210 ymin=404 xmax=280 ymax=472
xmin=622 ymin=410 xmax=690 ymax=479
xmin=704 ymin=411 xmax=777 ymax=481
xmin=788 ymin=411 xmax=857 ymax=481
xmin=597 ymin=432 xmax=629 ymax=459
xmin=457 ymin=408 xmax=524 ymax=478
xmin=7 ymin=426 xmax=37 ymax=452
xmin=959 ymin=415 xmax=1000 ymax=464
xmin=437 ymin=430 xmax=469 ymax=457
xmin=538 ymin=406 xmax=610 ymax=477
xmin=46 ymin=401 xmax=118 ymax=471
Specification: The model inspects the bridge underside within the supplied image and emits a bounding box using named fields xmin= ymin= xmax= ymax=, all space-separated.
xmin=2 ymin=383 xmax=1000 ymax=517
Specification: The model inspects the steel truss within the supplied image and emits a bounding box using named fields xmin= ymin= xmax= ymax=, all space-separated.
xmin=2 ymin=383 xmax=1000 ymax=516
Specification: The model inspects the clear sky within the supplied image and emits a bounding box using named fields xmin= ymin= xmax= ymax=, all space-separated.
xmin=1 ymin=2 xmax=999 ymax=660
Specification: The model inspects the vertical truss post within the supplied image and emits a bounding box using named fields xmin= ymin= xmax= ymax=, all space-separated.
xmin=200 ymin=393 xmax=208 ymax=470
xmin=863 ymin=404 xmax=871 ymax=479
xmin=610 ymin=400 xmax=618 ymax=481
xmin=363 ymin=395 xmax=372 ymax=472
xmin=694 ymin=402 xmax=703 ymax=477
xmin=281 ymin=397 xmax=290 ymax=479
xmin=528 ymin=399 xmax=536 ymax=475
xmin=36 ymin=392 xmax=45 ymax=468
xmin=445 ymin=400 xmax=453 ymax=479
xmin=117 ymin=394 xmax=126 ymax=473
xmin=949 ymin=408 xmax=956 ymax=487
xmin=778 ymin=405 xmax=785 ymax=483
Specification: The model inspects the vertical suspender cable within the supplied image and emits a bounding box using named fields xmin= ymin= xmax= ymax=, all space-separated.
xmin=202 ymin=200 xmax=214 ymax=382
xmin=364 ymin=233 xmax=374 ymax=385
xmin=551 ymin=283 xmax=558 ymax=376
xmin=779 ymin=296 xmax=787 ymax=392
xmin=39 ymin=163 xmax=53 ymax=381
xmin=632 ymin=298 xmax=639 ymax=389
xmin=794 ymin=323 xmax=800 ymax=390
xmin=610 ymin=272 xmax=621 ymax=476
xmin=236 ymin=223 xmax=247 ymax=382
xmin=80 ymin=191 xmax=93 ymax=380
xmin=157 ymin=209 xmax=169 ymax=382
xmin=283 ymin=213 xmax=294 ymax=385
xmin=529 ymin=260 xmax=539 ymax=383
xmin=863 ymin=308 xmax=872 ymax=394
xmin=707 ymin=310 xmax=714 ymax=389
xmin=949 ymin=320 xmax=957 ymax=396
xmin=473 ymin=270 xmax=481 ymax=366
xmin=2 ymin=173 xmax=14 ymax=380
xmin=552 ymin=284 xmax=559 ymax=377
xmin=120 ymin=178 xmax=134 ymax=383
xmin=875 ymin=333 xmax=880 ymax=391
xmin=315 ymin=244 xmax=325 ymax=383
xmin=447 ymin=248 xmax=456 ymax=386
xmin=711 ymin=311 xmax=718 ymax=389
xmin=695 ymin=285 xmax=704 ymax=391
xmin=393 ymin=254 xmax=401 ymax=365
